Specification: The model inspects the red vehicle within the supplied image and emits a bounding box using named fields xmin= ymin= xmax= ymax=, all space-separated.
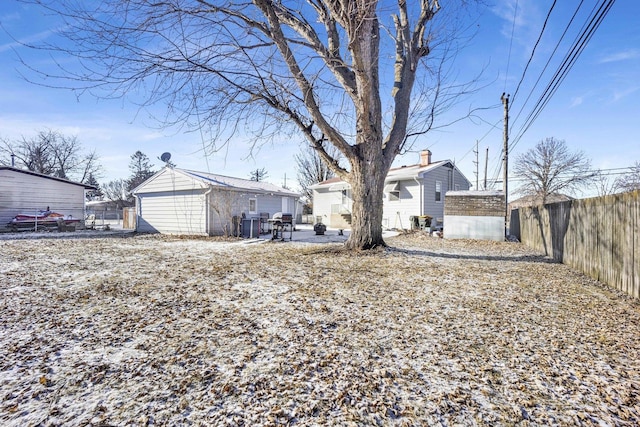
xmin=7 ymin=210 xmax=81 ymax=231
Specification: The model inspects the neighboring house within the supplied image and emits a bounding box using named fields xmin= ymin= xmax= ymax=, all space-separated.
xmin=0 ymin=166 xmax=95 ymax=227
xmin=508 ymin=193 xmax=574 ymax=211
xmin=311 ymin=150 xmax=471 ymax=230
xmin=132 ymin=167 xmax=301 ymax=236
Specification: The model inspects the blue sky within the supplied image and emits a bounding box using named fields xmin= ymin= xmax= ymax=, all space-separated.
xmin=1 ymin=1 xmax=638 ymax=198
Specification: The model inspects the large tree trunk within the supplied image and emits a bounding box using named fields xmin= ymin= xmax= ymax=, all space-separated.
xmin=342 ymin=6 xmax=388 ymax=250
xmin=345 ymin=146 xmax=388 ymax=250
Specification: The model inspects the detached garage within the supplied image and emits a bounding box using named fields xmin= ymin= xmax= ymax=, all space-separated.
xmin=0 ymin=167 xmax=94 ymax=227
xmin=132 ymin=167 xmax=300 ymax=236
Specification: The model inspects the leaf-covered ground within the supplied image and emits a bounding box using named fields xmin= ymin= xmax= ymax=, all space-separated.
xmin=1 ymin=233 xmax=638 ymax=426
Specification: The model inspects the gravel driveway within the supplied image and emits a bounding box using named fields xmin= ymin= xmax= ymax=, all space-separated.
xmin=1 ymin=233 xmax=638 ymax=426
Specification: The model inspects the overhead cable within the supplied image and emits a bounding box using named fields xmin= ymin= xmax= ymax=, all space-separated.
xmin=509 ymin=0 xmax=615 ymax=150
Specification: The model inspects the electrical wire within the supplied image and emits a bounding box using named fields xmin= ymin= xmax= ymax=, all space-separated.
xmin=510 ymin=0 xmax=558 ymax=105
xmin=503 ymin=0 xmax=519 ymax=93
xmin=509 ymin=0 xmax=615 ymax=150
xmin=509 ymin=0 xmax=586 ymax=134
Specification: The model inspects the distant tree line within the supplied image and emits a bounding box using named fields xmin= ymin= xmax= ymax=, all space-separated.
xmin=0 ymin=129 xmax=159 ymax=207
xmin=0 ymin=129 xmax=101 ymax=183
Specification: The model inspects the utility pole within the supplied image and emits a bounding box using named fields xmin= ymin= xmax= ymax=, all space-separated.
xmin=501 ymin=93 xmax=510 ymax=239
xmin=473 ymin=140 xmax=479 ymax=190
xmin=484 ymin=147 xmax=489 ymax=190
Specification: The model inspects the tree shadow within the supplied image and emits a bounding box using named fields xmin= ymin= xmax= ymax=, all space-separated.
xmin=386 ymin=246 xmax=558 ymax=264
xmin=548 ymin=201 xmax=572 ymax=262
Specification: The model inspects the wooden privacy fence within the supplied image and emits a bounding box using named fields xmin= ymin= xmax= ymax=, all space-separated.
xmin=515 ymin=190 xmax=639 ymax=299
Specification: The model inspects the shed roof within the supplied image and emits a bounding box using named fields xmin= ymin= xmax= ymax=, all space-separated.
xmin=0 ymin=166 xmax=96 ymax=190
xmin=134 ymin=167 xmax=300 ymax=197
xmin=447 ymin=190 xmax=504 ymax=197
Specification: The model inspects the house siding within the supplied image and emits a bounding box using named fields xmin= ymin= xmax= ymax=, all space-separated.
xmin=137 ymin=169 xmax=206 ymax=193
xmin=0 ymin=169 xmax=87 ymax=226
xmin=382 ymin=180 xmax=421 ymax=230
xmin=312 ymin=187 xmax=341 ymax=226
xmin=421 ymin=165 xmax=470 ymax=228
xmin=207 ymin=188 xmax=240 ymax=235
xmin=207 ymin=190 xmax=288 ymax=235
xmin=137 ymin=190 xmax=208 ymax=235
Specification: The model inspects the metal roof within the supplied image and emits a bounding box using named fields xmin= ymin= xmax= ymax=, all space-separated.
xmin=178 ymin=168 xmax=300 ymax=197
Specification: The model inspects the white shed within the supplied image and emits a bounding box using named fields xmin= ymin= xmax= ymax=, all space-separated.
xmin=444 ymin=190 xmax=506 ymax=241
xmin=0 ymin=167 xmax=93 ymax=227
xmin=132 ymin=167 xmax=301 ymax=236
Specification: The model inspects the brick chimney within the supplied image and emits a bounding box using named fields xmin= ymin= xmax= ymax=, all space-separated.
xmin=419 ymin=150 xmax=432 ymax=166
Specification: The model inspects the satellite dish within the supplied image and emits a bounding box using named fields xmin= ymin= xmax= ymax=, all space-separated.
xmin=160 ymin=152 xmax=172 ymax=163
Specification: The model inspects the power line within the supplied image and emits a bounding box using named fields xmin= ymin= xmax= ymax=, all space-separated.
xmin=509 ymin=0 xmax=586 ymax=134
xmin=509 ymin=0 xmax=616 ymax=150
xmin=503 ymin=0 xmax=520 ymax=93
xmin=510 ymin=0 xmax=558 ymax=105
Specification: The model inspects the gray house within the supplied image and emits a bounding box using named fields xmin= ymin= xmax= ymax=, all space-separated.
xmin=133 ymin=167 xmax=301 ymax=236
xmin=0 ymin=166 xmax=94 ymax=227
xmin=311 ymin=150 xmax=471 ymax=230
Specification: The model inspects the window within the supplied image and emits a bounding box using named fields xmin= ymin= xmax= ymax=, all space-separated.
xmin=435 ymin=181 xmax=442 ymax=202
xmin=385 ymin=181 xmax=400 ymax=201
xmin=455 ymin=184 xmax=460 ymax=191
xmin=249 ymin=198 xmax=257 ymax=214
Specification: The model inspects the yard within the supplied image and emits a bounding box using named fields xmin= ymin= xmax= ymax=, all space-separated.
xmin=1 ymin=233 xmax=638 ymax=426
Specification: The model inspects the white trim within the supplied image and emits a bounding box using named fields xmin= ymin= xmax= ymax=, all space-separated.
xmin=384 ymin=181 xmax=399 ymax=192
xmin=329 ymin=183 xmax=350 ymax=191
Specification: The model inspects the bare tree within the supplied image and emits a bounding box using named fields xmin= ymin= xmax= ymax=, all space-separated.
xmin=594 ymin=171 xmax=620 ymax=197
xmin=209 ymin=189 xmax=242 ymax=237
xmin=513 ymin=137 xmax=596 ymax=204
xmin=0 ymin=129 xmax=102 ymax=181
xmin=1 ymin=132 xmax=55 ymax=175
xmin=102 ymin=179 xmax=130 ymax=209
xmin=614 ymin=161 xmax=640 ymax=192
xmin=19 ymin=1 xmax=481 ymax=249
xmin=295 ymin=144 xmax=342 ymax=204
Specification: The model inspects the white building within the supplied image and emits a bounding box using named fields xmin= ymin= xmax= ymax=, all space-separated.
xmin=311 ymin=151 xmax=471 ymax=230
xmin=0 ymin=167 xmax=93 ymax=227
xmin=133 ymin=167 xmax=301 ymax=236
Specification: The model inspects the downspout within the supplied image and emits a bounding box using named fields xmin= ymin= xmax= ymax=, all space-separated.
xmin=204 ymin=185 xmax=213 ymax=236
xmin=134 ymin=194 xmax=141 ymax=232
xmin=293 ymin=195 xmax=299 ymax=230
